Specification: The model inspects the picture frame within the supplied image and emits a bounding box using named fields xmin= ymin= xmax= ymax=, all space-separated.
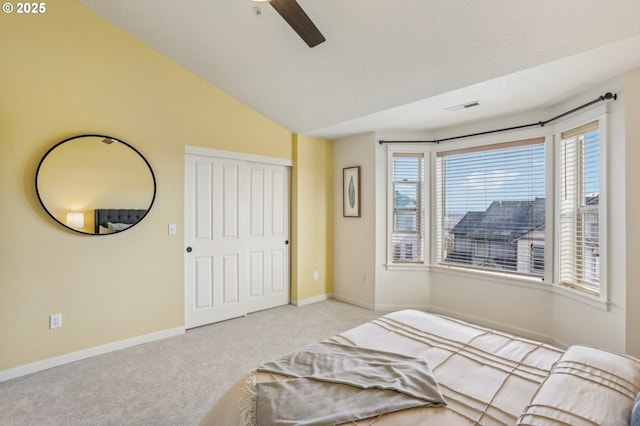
xmin=343 ymin=166 xmax=361 ymax=217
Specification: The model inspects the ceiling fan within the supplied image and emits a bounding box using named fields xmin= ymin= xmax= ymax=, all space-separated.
xmin=254 ymin=0 xmax=326 ymax=48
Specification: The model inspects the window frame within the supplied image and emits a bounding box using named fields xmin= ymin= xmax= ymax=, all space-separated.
xmin=433 ymin=136 xmax=547 ymax=280
xmin=554 ymin=115 xmax=608 ymax=302
xmin=386 ymin=148 xmax=428 ymax=269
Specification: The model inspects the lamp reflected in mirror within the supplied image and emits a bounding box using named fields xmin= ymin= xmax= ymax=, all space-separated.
xmin=65 ymin=212 xmax=85 ymax=229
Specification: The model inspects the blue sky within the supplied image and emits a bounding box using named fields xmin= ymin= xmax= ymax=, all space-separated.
xmin=444 ymin=143 xmax=546 ymax=213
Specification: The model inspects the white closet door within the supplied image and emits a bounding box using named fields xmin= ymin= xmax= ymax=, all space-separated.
xmin=246 ymin=164 xmax=290 ymax=313
xmin=184 ymin=152 xmax=289 ymax=329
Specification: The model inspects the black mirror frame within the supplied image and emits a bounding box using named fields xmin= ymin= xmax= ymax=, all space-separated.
xmin=35 ymin=134 xmax=157 ymax=236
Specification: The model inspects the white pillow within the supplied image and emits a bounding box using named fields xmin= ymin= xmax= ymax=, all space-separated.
xmin=107 ymin=222 xmax=132 ymax=232
xmin=517 ymin=345 xmax=640 ymax=425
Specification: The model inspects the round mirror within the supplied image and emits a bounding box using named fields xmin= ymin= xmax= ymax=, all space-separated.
xmin=35 ymin=134 xmax=156 ymax=235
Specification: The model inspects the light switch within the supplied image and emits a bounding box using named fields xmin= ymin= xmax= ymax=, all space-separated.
xmin=168 ymin=224 xmax=177 ymax=235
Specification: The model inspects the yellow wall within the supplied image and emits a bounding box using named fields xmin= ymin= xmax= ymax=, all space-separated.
xmin=0 ymin=0 xmax=296 ymax=371
xmin=291 ymin=135 xmax=334 ymax=302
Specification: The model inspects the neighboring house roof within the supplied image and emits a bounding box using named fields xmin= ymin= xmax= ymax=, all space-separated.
xmin=449 ymin=211 xmax=484 ymax=235
xmin=450 ymin=198 xmax=545 ymax=241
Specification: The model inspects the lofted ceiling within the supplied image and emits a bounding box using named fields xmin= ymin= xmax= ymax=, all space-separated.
xmin=76 ymin=0 xmax=640 ymax=140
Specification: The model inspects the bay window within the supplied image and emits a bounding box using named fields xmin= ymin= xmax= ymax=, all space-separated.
xmin=385 ymin=113 xmax=605 ymax=300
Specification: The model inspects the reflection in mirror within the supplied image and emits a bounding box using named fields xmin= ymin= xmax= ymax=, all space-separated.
xmin=36 ymin=135 xmax=156 ymax=235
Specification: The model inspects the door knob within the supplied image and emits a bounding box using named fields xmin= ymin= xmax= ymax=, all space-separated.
xmin=186 ymin=247 xmax=192 ymax=253
xmin=285 ymin=240 xmax=289 ymax=245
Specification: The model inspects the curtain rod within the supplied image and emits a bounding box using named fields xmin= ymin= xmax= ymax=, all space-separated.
xmin=378 ymin=92 xmax=617 ymax=145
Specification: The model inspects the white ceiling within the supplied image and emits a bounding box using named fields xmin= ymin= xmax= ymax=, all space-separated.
xmin=76 ymin=0 xmax=640 ymax=140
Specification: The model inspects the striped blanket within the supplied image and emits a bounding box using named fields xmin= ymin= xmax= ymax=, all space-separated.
xmin=200 ymin=310 xmax=640 ymax=425
xmin=330 ymin=310 xmax=563 ymax=425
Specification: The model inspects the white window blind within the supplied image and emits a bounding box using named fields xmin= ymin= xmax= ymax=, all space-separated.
xmin=391 ymin=153 xmax=424 ymax=263
xmin=559 ymin=121 xmax=600 ymax=294
xmin=435 ymin=138 xmax=546 ymax=277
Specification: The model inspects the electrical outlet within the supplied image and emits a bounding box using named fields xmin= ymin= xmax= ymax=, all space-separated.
xmin=50 ymin=314 xmax=62 ymax=329
xmin=313 ymin=271 xmax=319 ymax=280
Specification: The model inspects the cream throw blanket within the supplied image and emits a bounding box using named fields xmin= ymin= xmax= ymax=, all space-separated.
xmin=242 ymin=341 xmax=446 ymax=426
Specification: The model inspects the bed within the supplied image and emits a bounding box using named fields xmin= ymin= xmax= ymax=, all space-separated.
xmin=200 ymin=309 xmax=640 ymax=426
xmin=94 ymin=208 xmax=147 ymax=234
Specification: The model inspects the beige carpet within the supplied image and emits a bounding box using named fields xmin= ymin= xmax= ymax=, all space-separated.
xmin=0 ymin=300 xmax=385 ymax=426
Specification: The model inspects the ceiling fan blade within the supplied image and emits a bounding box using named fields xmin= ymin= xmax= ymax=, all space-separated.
xmin=269 ymin=0 xmax=326 ymax=48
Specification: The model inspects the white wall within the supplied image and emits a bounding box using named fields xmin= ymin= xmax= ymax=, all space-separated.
xmin=333 ymin=133 xmax=376 ymax=308
xmin=374 ymin=131 xmax=433 ymax=310
xmin=624 ymin=68 xmax=640 ymax=356
xmin=333 ymin=71 xmax=640 ymax=355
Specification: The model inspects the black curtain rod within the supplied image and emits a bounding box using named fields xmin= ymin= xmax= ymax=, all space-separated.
xmin=378 ymin=92 xmax=617 ymax=145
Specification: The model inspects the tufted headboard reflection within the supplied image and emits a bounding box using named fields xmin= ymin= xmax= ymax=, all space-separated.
xmin=94 ymin=209 xmax=148 ymax=234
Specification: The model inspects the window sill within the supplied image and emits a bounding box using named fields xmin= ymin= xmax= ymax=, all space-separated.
xmin=551 ymin=285 xmax=610 ymax=311
xmin=429 ymin=264 xmax=549 ymax=291
xmin=385 ymin=263 xmax=430 ymax=272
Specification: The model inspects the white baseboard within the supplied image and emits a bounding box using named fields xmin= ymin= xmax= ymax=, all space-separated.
xmin=292 ymin=293 xmax=332 ymax=306
xmin=0 ymin=326 xmax=185 ymax=383
xmin=372 ymin=302 xmax=431 ymax=312
xmin=331 ymin=293 xmax=376 ymax=310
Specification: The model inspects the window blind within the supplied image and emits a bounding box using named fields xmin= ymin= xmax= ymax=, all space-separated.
xmin=559 ymin=121 xmax=600 ymax=294
xmin=391 ymin=153 xmax=424 ymax=263
xmin=436 ymin=138 xmax=546 ymax=277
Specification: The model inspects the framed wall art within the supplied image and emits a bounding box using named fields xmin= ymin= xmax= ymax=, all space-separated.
xmin=343 ymin=166 xmax=361 ymax=217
